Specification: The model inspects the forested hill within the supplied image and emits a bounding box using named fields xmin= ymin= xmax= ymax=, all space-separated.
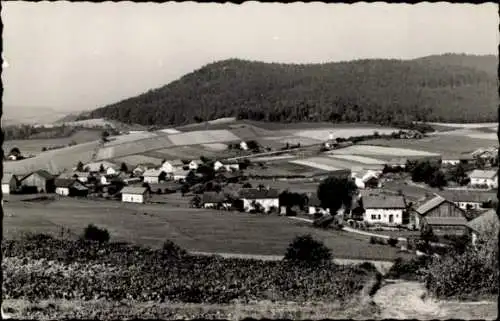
xmin=81 ymin=54 xmax=498 ymax=126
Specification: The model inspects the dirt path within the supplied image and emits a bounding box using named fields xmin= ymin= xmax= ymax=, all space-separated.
xmin=372 ymin=280 xmax=498 ymax=320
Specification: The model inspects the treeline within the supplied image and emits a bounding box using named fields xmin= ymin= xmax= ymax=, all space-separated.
xmin=2 ymin=124 xmax=112 ymax=141
xmin=81 ymin=54 xmax=498 ymax=127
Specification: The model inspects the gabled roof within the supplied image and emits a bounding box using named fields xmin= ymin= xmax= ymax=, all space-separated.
xmin=84 ymin=161 xmax=119 ymax=172
xmin=162 ymin=159 xmax=183 ymax=166
xmin=172 ymin=168 xmax=190 ymax=176
xmin=362 ymin=195 xmax=406 ymax=209
xmin=202 ymin=191 xmax=228 ymax=204
xmin=414 ymin=195 xmax=447 ymax=215
xmin=239 ymin=188 xmax=279 ymax=200
xmin=425 ymin=216 xmax=468 ymax=227
xmin=143 ymin=169 xmax=164 ymax=177
xmin=54 ymin=178 xmax=86 ymax=189
xmin=2 ymin=173 xmax=17 ymax=184
xmin=469 ymin=169 xmax=497 ymax=179
xmin=437 ymin=190 xmax=497 ymax=203
xmin=21 ymin=170 xmax=54 ymax=181
xmin=120 ymin=186 xmax=148 ymax=195
xmin=466 ymin=209 xmax=499 ymax=234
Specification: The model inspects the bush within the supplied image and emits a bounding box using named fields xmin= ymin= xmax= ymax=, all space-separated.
xmin=385 ymin=256 xmax=432 ymax=280
xmin=284 ymin=234 xmax=332 ymax=265
xmin=161 ymin=240 xmax=188 ymax=260
xmin=387 ymin=237 xmax=398 ymax=247
xmin=369 ymin=236 xmax=377 ymax=244
xmin=82 ymin=224 xmax=110 ymax=243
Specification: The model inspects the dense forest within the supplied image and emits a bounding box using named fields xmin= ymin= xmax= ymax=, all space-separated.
xmin=80 ymin=54 xmax=498 ymax=126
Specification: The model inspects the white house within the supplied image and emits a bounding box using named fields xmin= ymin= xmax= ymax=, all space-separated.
xmin=121 ymin=186 xmax=149 ymax=203
xmin=468 ymin=170 xmax=498 ymax=189
xmin=106 ymin=167 xmax=117 ymax=176
xmin=133 ymin=166 xmax=147 ymax=177
xmin=172 ymin=169 xmax=190 ymax=182
xmin=239 ymin=188 xmax=279 ymax=213
xmin=161 ymin=159 xmax=183 ymax=174
xmin=202 ymin=192 xmax=232 ymax=209
xmin=240 ymin=141 xmax=249 ymax=151
xmin=351 ymin=170 xmax=380 ymax=189
xmin=362 ymin=195 xmax=406 ymax=225
xmin=83 ymin=161 xmax=119 ymax=173
xmin=214 ymin=161 xmax=240 ymax=172
xmin=438 ymin=190 xmax=497 ymax=211
xmin=441 ymin=159 xmax=461 ymax=166
xmin=188 ymin=160 xmax=199 ymax=171
xmin=143 ymin=169 xmax=165 ymax=184
xmin=307 ymin=194 xmax=330 ymax=215
xmin=2 ymin=173 xmax=18 ymax=194
xmin=55 ymin=178 xmax=89 ymax=197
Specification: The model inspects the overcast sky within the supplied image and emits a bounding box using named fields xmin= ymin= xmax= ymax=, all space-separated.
xmin=2 ymin=2 xmax=498 ymax=117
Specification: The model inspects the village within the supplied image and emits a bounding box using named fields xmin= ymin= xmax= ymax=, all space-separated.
xmin=3 ymin=132 xmax=498 ymax=254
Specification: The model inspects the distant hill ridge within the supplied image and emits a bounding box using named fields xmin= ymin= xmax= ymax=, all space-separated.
xmin=79 ymin=53 xmax=498 ymax=126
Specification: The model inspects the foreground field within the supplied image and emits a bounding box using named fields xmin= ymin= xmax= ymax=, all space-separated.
xmin=3 ymin=197 xmax=411 ymax=261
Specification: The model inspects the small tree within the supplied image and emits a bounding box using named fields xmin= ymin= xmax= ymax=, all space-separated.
xmin=120 ymin=162 xmax=128 ymax=173
xmin=99 ymin=164 xmax=105 ymax=173
xmin=76 ymin=161 xmax=84 ymax=172
xmin=82 ymin=224 xmax=110 ymax=243
xmin=190 ymin=195 xmax=202 ymax=208
xmin=181 ymin=184 xmax=190 ymax=196
xmin=161 ymin=240 xmax=187 ymax=260
xmin=284 ymin=234 xmax=332 ymax=265
xmin=317 ymin=176 xmax=358 ymax=217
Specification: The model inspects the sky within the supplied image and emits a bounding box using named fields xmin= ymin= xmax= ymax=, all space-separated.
xmin=2 ymin=2 xmax=499 ymax=120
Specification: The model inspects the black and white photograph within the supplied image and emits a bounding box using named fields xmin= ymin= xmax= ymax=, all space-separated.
xmin=1 ymin=2 xmax=498 ymax=320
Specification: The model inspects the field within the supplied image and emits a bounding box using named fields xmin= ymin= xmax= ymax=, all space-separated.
xmin=329 ymin=145 xmax=441 ymax=157
xmin=293 ymin=127 xmax=399 ymax=141
xmin=3 ymin=197 xmax=411 ymax=261
xmin=4 ymin=141 xmax=101 ymax=175
xmin=290 ymin=156 xmax=385 ymax=172
xmin=3 ymin=130 xmax=101 ymax=156
xmin=112 ymin=154 xmax=164 ymax=167
xmin=362 ymin=135 xmax=497 ymax=159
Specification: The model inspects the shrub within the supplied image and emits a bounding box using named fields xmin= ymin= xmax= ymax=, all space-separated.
xmin=369 ymin=236 xmax=377 ymax=244
xmin=161 ymin=240 xmax=188 ymax=260
xmin=387 ymin=237 xmax=398 ymax=247
xmin=385 ymin=256 xmax=432 ymax=280
xmin=284 ymin=234 xmax=332 ymax=265
xmin=82 ymin=224 xmax=110 ymax=243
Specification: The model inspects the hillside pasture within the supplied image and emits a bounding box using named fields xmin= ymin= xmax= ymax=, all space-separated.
xmin=168 ymin=130 xmax=240 ymax=146
xmin=432 ymin=128 xmax=498 ymax=140
xmin=289 ymin=158 xmax=343 ymax=172
xmin=4 ymin=141 xmax=101 ymax=175
xmin=106 ymin=131 xmax=159 ymax=146
xmin=96 ymin=136 xmax=174 ymax=160
xmin=143 ymin=146 xmax=223 ymax=160
xmin=362 ymin=135 xmax=497 ymax=159
xmin=3 ymin=130 xmax=101 ymax=156
xmin=112 ymin=154 xmax=164 ymax=167
xmin=328 ymin=154 xmax=387 ymax=165
xmin=425 ymin=122 xmax=498 ymax=129
xmin=200 ymin=143 xmax=228 ymax=151
xmin=157 ymin=128 xmax=182 ymax=134
xmin=3 ymin=198 xmax=411 ymax=261
xmin=290 ymin=156 xmax=385 ymax=172
xmin=330 ymin=145 xmax=441 ymax=157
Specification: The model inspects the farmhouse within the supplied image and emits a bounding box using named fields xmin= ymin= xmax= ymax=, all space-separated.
xmin=142 ymin=169 xmax=166 ymax=184
xmin=188 ymin=160 xmax=199 ymax=171
xmin=2 ymin=173 xmax=18 ymax=194
xmin=161 ymin=159 xmax=183 ymax=173
xmin=172 ymin=168 xmax=190 ymax=182
xmin=202 ymin=192 xmax=231 ymax=209
xmin=351 ymin=170 xmax=380 ymax=189
xmin=412 ymin=195 xmax=467 ymax=233
xmin=362 ymin=195 xmax=406 ymax=225
xmin=437 ymin=190 xmax=497 ymax=210
xmin=466 ymin=209 xmax=499 ymax=246
xmin=83 ymin=161 xmax=119 ymax=173
xmin=19 ymin=170 xmax=55 ymax=193
xmin=307 ymin=194 xmax=330 ymax=215
xmin=132 ymin=166 xmax=147 ymax=177
xmin=468 ymin=170 xmax=498 ymax=189
xmin=121 ymin=186 xmax=149 ymax=203
xmin=214 ymin=160 xmax=240 ymax=172
xmin=240 ymin=141 xmax=249 ymax=151
xmin=239 ymin=188 xmax=279 ymax=213
xmin=54 ymin=178 xmax=89 ymax=197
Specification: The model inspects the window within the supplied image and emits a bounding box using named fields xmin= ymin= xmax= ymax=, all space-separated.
xmin=371 ymin=215 xmax=377 ymax=220
xmin=378 ymin=215 xmax=381 ymax=219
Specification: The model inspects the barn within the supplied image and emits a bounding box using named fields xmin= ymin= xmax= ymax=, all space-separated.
xmin=55 ymin=178 xmax=89 ymax=197
xmin=412 ymin=194 xmax=468 ymax=234
xmin=19 ymin=170 xmax=55 ymax=193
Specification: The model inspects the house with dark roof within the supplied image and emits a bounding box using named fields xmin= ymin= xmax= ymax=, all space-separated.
xmin=143 ymin=169 xmax=166 ymax=184
xmin=55 ymin=178 xmax=89 ymax=197
xmin=239 ymin=188 xmax=279 ymax=213
xmin=411 ymin=194 xmax=467 ymax=233
xmin=466 ymin=209 xmax=499 ymax=245
xmin=202 ymin=192 xmax=231 ymax=209
xmin=120 ymin=186 xmax=149 ymax=203
xmin=19 ymin=170 xmax=55 ymax=193
xmin=2 ymin=173 xmax=18 ymax=194
xmin=362 ymin=195 xmax=406 ymax=225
